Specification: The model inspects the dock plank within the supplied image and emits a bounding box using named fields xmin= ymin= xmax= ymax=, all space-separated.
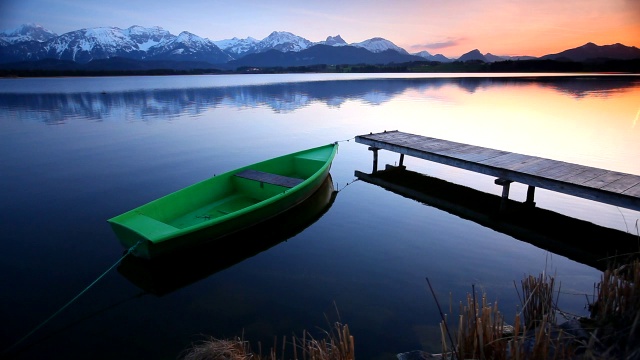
xmin=624 ymin=184 xmax=640 ymax=197
xmin=355 ymin=130 xmax=640 ymax=211
xmin=583 ymin=171 xmax=628 ymax=189
xmin=602 ymin=175 xmax=640 ymax=193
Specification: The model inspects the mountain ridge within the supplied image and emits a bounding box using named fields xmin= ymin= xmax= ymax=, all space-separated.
xmin=2 ymin=24 xmax=639 ymax=71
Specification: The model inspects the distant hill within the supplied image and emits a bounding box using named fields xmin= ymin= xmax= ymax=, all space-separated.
xmin=458 ymin=49 xmax=487 ymax=62
xmin=540 ymin=42 xmax=640 ymax=62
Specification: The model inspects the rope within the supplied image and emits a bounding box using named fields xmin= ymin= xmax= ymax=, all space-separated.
xmin=335 ymin=136 xmax=355 ymax=144
xmin=336 ymin=178 xmax=359 ymax=192
xmin=3 ymin=240 xmax=144 ymax=355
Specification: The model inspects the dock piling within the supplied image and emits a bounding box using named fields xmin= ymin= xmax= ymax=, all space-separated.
xmin=368 ymin=147 xmax=379 ymax=173
xmin=526 ymin=185 xmax=536 ymax=207
xmin=495 ymin=178 xmax=513 ymax=212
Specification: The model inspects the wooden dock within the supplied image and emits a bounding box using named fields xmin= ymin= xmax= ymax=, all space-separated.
xmin=355 ymin=130 xmax=640 ymax=212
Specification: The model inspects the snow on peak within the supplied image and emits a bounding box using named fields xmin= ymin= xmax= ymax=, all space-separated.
xmin=83 ymin=27 xmax=129 ymax=45
xmin=126 ymin=25 xmax=165 ymax=34
xmin=171 ymin=31 xmax=214 ymax=50
xmin=352 ymin=37 xmax=407 ymax=54
xmin=1 ymin=23 xmax=57 ymax=44
xmin=213 ymin=36 xmax=259 ymax=56
xmin=257 ymin=31 xmax=313 ymax=52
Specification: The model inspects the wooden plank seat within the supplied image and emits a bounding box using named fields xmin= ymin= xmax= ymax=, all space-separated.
xmin=235 ymin=169 xmax=304 ymax=188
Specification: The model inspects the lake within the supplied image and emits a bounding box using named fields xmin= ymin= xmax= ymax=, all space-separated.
xmin=1 ymin=73 xmax=639 ymax=360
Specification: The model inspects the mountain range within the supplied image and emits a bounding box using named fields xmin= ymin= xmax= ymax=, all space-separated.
xmin=1 ymin=24 xmax=639 ymax=71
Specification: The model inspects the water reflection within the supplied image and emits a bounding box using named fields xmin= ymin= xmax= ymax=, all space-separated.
xmin=355 ymin=167 xmax=639 ymax=271
xmin=1 ymin=75 xmax=638 ymax=124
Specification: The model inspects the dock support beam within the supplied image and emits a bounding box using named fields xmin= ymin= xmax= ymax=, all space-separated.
xmin=526 ymin=185 xmax=536 ymax=207
xmin=368 ymin=147 xmax=379 ymax=173
xmin=495 ymin=178 xmax=513 ymax=213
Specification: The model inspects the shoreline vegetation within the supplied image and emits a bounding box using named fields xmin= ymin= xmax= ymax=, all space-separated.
xmin=179 ymin=259 xmax=640 ymax=360
xmin=1 ymin=58 xmax=639 ymax=78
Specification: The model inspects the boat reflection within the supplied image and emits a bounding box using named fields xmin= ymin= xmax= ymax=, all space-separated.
xmin=355 ymin=167 xmax=638 ymax=271
xmin=118 ymin=174 xmax=337 ymax=296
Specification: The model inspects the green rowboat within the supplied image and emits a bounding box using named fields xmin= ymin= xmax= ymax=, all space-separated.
xmin=108 ymin=143 xmax=338 ymax=259
xmin=117 ymin=174 xmax=337 ymax=295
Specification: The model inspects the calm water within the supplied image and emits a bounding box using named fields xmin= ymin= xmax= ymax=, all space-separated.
xmin=1 ymin=73 xmax=639 ymax=360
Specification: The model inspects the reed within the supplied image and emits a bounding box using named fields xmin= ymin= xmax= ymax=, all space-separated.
xmin=439 ymin=272 xmax=577 ymax=360
xmin=587 ymin=259 xmax=640 ymax=358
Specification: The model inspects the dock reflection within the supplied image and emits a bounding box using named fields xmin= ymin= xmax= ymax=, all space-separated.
xmin=355 ymin=167 xmax=638 ymax=271
xmin=118 ymin=174 xmax=337 ymax=296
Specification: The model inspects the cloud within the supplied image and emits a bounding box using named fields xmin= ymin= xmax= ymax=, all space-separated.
xmin=410 ymin=38 xmax=465 ymax=51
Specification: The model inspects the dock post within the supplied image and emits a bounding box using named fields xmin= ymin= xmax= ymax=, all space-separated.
xmin=368 ymin=147 xmax=379 ymax=173
xmin=399 ymin=153 xmax=405 ymax=167
xmin=525 ymin=185 xmax=536 ymax=207
xmin=495 ymin=178 xmax=513 ymax=213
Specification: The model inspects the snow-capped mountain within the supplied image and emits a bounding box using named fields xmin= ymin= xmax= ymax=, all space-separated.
xmin=212 ymin=33 xmax=408 ymax=59
xmin=351 ymin=37 xmax=408 ymax=54
xmin=212 ymin=37 xmax=259 ymax=58
xmin=40 ymin=26 xmax=153 ymax=63
xmin=255 ymin=31 xmax=314 ymax=53
xmin=146 ymin=31 xmax=232 ymax=62
xmin=0 ymin=24 xmax=231 ymax=64
xmin=0 ymin=24 xmax=427 ymax=65
xmin=2 ymin=23 xmax=639 ymax=71
xmin=1 ymin=23 xmax=57 ymax=44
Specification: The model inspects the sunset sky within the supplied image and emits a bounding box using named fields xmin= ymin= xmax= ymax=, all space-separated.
xmin=1 ymin=0 xmax=639 ymax=58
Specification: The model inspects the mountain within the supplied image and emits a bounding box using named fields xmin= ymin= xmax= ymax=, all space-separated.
xmin=413 ymin=50 xmax=452 ymax=62
xmin=540 ymin=42 xmax=640 ymax=61
xmin=145 ymin=31 xmax=232 ymax=63
xmin=484 ymin=53 xmax=506 ymax=62
xmin=255 ymin=31 xmax=313 ymax=53
xmin=212 ymin=33 xmax=401 ymax=59
xmin=2 ymin=24 xmax=639 ymax=72
xmin=458 ymin=49 xmax=487 ymax=62
xmin=225 ymin=44 xmax=424 ymax=69
xmin=352 ymin=37 xmax=408 ymax=54
xmin=0 ymin=24 xmax=230 ymax=64
xmin=1 ymin=23 xmax=57 ymax=44
xmin=1 ymin=24 xmax=427 ymax=68
xmin=212 ymin=37 xmax=259 ymax=58
xmin=320 ymin=35 xmax=348 ymax=46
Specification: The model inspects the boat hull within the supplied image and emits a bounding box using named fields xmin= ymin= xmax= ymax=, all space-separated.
xmin=108 ymin=143 xmax=337 ymax=259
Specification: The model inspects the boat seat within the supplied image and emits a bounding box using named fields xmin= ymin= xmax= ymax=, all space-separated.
xmin=235 ymin=169 xmax=304 ymax=188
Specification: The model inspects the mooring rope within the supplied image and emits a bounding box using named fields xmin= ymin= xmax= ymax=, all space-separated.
xmin=3 ymin=240 xmax=144 ymax=355
xmin=336 ymin=178 xmax=359 ymax=192
xmin=335 ymin=136 xmax=355 ymax=144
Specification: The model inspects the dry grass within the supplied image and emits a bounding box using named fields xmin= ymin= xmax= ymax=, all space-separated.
xmin=179 ymin=337 xmax=253 ymax=360
xmin=178 ymin=320 xmax=354 ymax=360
